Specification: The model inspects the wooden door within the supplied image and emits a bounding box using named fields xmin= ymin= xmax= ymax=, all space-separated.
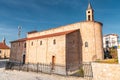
xmin=52 ymin=56 xmax=55 ymax=70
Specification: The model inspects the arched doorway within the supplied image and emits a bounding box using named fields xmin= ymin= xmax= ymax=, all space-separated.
xmin=52 ymin=56 xmax=55 ymax=70
xmin=23 ymin=54 xmax=26 ymax=64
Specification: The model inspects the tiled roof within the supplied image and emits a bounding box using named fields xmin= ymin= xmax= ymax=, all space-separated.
xmin=27 ymin=29 xmax=78 ymax=40
xmin=27 ymin=30 xmax=38 ymax=34
xmin=10 ymin=38 xmax=27 ymax=43
xmin=0 ymin=42 xmax=10 ymax=49
xmin=104 ymin=34 xmax=119 ymax=37
xmin=10 ymin=29 xmax=78 ymax=42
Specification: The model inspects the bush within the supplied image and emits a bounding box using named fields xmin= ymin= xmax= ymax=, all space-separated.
xmin=109 ymin=48 xmax=118 ymax=59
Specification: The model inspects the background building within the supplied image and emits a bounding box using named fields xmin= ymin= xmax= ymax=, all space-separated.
xmin=103 ymin=34 xmax=119 ymax=48
xmin=10 ymin=38 xmax=26 ymax=63
xmin=0 ymin=37 xmax=10 ymax=59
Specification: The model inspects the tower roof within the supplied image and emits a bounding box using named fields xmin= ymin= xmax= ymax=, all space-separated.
xmin=0 ymin=42 xmax=10 ymax=49
xmin=87 ymin=2 xmax=92 ymax=10
xmin=2 ymin=36 xmax=5 ymax=42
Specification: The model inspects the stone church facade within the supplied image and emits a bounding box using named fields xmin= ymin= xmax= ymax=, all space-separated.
xmin=10 ymin=3 xmax=103 ymax=75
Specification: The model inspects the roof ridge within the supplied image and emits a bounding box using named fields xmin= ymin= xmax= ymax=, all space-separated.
xmin=0 ymin=42 xmax=10 ymax=49
xmin=11 ymin=29 xmax=79 ymax=42
xmin=27 ymin=29 xmax=79 ymax=40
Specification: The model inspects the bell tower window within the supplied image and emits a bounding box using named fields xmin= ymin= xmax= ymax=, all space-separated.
xmin=88 ymin=15 xmax=90 ymax=21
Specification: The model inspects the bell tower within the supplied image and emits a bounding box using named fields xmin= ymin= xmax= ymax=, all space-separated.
xmin=86 ymin=2 xmax=94 ymax=21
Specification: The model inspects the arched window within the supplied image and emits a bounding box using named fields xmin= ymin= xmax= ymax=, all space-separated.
xmin=53 ymin=39 xmax=56 ymax=45
xmin=31 ymin=42 xmax=33 ymax=46
xmin=88 ymin=15 xmax=90 ymax=21
xmin=85 ymin=42 xmax=88 ymax=47
xmin=40 ymin=41 xmax=42 ymax=45
xmin=24 ymin=43 xmax=26 ymax=48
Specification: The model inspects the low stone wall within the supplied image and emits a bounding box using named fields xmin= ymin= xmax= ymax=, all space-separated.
xmin=92 ymin=62 xmax=120 ymax=80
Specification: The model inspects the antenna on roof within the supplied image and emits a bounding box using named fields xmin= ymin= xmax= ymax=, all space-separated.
xmin=18 ymin=26 xmax=22 ymax=39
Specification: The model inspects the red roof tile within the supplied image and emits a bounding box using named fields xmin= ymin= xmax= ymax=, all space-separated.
xmin=27 ymin=30 xmax=38 ymax=34
xmin=10 ymin=38 xmax=27 ymax=43
xmin=27 ymin=29 xmax=78 ymax=40
xmin=10 ymin=29 xmax=79 ymax=42
xmin=0 ymin=42 xmax=10 ymax=49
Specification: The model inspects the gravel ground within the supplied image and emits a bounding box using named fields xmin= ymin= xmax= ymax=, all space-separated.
xmin=0 ymin=69 xmax=85 ymax=80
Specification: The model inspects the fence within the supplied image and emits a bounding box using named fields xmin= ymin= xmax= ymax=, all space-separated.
xmin=5 ymin=62 xmax=52 ymax=74
xmin=5 ymin=61 xmax=93 ymax=80
xmin=0 ymin=59 xmax=8 ymax=68
xmin=66 ymin=63 xmax=93 ymax=80
xmin=83 ymin=63 xmax=93 ymax=80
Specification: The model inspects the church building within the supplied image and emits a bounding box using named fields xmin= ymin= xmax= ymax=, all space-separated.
xmin=10 ymin=3 xmax=103 ymax=75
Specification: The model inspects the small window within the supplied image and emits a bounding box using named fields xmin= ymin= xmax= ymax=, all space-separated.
xmin=106 ymin=41 xmax=109 ymax=44
xmin=4 ymin=52 xmax=6 ymax=58
xmin=40 ymin=41 xmax=42 ymax=45
xmin=13 ymin=44 xmax=15 ymax=47
xmin=19 ymin=42 xmax=20 ymax=46
xmin=85 ymin=42 xmax=88 ymax=47
xmin=53 ymin=39 xmax=56 ymax=45
xmin=24 ymin=43 xmax=26 ymax=48
xmin=31 ymin=42 xmax=33 ymax=46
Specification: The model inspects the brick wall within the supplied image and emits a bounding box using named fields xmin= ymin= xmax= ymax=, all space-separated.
xmin=10 ymin=41 xmax=26 ymax=62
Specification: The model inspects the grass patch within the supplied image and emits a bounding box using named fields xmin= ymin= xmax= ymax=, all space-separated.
xmin=70 ymin=68 xmax=84 ymax=77
xmin=96 ymin=59 xmax=118 ymax=64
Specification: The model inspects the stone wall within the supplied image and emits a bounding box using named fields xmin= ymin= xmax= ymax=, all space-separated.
xmin=92 ymin=62 xmax=120 ymax=80
xmin=10 ymin=41 xmax=26 ymax=62
xmin=66 ymin=30 xmax=82 ymax=70
xmin=27 ymin=21 xmax=103 ymax=62
xmin=26 ymin=35 xmax=66 ymax=65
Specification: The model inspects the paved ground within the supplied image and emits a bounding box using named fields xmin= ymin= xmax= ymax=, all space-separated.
xmin=0 ymin=59 xmax=85 ymax=80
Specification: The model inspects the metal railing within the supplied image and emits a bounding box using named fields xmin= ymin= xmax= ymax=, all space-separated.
xmin=5 ymin=61 xmax=93 ymax=80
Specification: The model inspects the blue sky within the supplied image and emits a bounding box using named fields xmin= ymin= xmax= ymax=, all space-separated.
xmin=0 ymin=0 xmax=120 ymax=45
